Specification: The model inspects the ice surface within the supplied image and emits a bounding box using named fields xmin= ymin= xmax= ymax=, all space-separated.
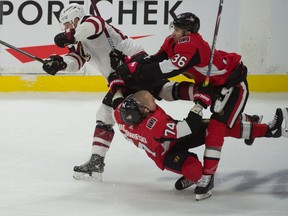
xmin=0 ymin=92 xmax=287 ymax=216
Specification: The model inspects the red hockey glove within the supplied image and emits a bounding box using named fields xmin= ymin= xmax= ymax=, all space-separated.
xmin=54 ymin=29 xmax=76 ymax=48
xmin=108 ymin=72 xmax=126 ymax=93
xmin=193 ymin=83 xmax=215 ymax=109
xmin=42 ymin=55 xmax=67 ymax=75
xmin=115 ymin=62 xmax=141 ymax=80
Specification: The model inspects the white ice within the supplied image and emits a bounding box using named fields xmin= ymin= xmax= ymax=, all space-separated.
xmin=0 ymin=92 xmax=287 ymax=216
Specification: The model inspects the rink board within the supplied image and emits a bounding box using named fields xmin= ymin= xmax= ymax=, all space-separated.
xmin=0 ymin=74 xmax=287 ymax=92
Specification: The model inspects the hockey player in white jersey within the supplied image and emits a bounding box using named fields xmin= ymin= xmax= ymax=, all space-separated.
xmin=42 ymin=3 xmax=146 ymax=180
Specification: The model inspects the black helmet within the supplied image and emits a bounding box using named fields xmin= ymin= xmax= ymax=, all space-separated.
xmin=173 ymin=12 xmax=200 ymax=33
xmin=119 ymin=97 xmax=143 ymax=126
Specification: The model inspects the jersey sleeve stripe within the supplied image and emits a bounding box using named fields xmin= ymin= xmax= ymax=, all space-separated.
xmin=85 ymin=17 xmax=105 ymax=35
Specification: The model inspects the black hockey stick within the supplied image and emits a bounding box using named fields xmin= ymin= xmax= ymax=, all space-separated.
xmin=204 ymin=0 xmax=224 ymax=86
xmin=0 ymin=39 xmax=45 ymax=63
xmin=90 ymin=0 xmax=116 ymax=51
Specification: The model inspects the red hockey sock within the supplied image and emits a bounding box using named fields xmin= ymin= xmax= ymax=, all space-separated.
xmin=203 ymin=119 xmax=226 ymax=175
xmin=251 ymin=123 xmax=269 ymax=138
xmin=181 ymin=156 xmax=202 ymax=182
xmin=225 ymin=117 xmax=268 ymax=138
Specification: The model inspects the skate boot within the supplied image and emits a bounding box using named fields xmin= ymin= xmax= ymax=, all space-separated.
xmin=266 ymin=108 xmax=287 ymax=138
xmin=175 ymin=176 xmax=194 ymax=190
xmin=194 ymin=174 xmax=214 ymax=201
xmin=73 ymin=154 xmax=105 ymax=181
xmin=244 ymin=115 xmax=263 ymax=145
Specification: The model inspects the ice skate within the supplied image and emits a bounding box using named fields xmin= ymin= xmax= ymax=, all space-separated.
xmin=244 ymin=115 xmax=263 ymax=145
xmin=174 ymin=176 xmax=194 ymax=190
xmin=194 ymin=175 xmax=214 ymax=201
xmin=73 ymin=154 xmax=105 ymax=181
xmin=266 ymin=108 xmax=287 ymax=138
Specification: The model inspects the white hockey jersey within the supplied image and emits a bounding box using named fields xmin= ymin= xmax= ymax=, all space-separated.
xmin=63 ymin=15 xmax=144 ymax=80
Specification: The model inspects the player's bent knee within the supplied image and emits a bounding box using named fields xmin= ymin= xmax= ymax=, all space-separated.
xmin=182 ymin=156 xmax=202 ymax=183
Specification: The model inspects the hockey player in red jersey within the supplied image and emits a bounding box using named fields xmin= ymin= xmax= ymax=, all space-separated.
xmin=112 ymin=89 xmax=288 ymax=200
xmin=114 ymin=12 xmax=252 ymax=198
xmin=41 ymin=3 xmax=150 ymax=181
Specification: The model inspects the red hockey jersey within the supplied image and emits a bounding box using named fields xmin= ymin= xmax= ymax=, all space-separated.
xmin=114 ymin=104 xmax=194 ymax=170
xmin=155 ymin=33 xmax=241 ymax=86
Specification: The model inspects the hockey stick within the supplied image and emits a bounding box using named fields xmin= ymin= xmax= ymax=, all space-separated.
xmin=204 ymin=0 xmax=224 ymax=86
xmin=0 ymin=39 xmax=45 ymax=63
xmin=90 ymin=0 xmax=116 ymax=51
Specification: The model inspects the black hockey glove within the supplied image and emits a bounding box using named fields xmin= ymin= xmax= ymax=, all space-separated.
xmin=109 ymin=49 xmax=126 ymax=70
xmin=42 ymin=55 xmax=67 ymax=75
xmin=108 ymin=72 xmax=126 ymax=93
xmin=193 ymin=83 xmax=216 ymax=109
xmin=115 ymin=62 xmax=141 ymax=80
xmin=54 ymin=29 xmax=76 ymax=48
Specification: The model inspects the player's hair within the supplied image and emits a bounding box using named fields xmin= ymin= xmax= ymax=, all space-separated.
xmin=173 ymin=12 xmax=200 ymax=33
xmin=59 ymin=3 xmax=85 ymax=25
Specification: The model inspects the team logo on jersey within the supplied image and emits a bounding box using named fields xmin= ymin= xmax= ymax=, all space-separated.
xmin=178 ymin=36 xmax=190 ymax=44
xmin=146 ymin=117 xmax=157 ymax=129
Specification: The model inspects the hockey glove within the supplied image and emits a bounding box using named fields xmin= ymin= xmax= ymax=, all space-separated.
xmin=108 ymin=72 xmax=126 ymax=93
xmin=193 ymin=83 xmax=215 ymax=109
xmin=109 ymin=49 xmax=133 ymax=70
xmin=116 ymin=62 xmax=141 ymax=80
xmin=54 ymin=29 xmax=76 ymax=48
xmin=42 ymin=55 xmax=67 ymax=75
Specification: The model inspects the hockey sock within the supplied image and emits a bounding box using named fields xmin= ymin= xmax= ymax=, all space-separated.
xmin=181 ymin=156 xmax=202 ymax=183
xmin=203 ymin=119 xmax=226 ymax=175
xmin=92 ymin=122 xmax=115 ymax=157
xmin=225 ymin=116 xmax=268 ymax=139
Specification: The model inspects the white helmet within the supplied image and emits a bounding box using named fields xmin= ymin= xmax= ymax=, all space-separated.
xmin=59 ymin=3 xmax=85 ymax=25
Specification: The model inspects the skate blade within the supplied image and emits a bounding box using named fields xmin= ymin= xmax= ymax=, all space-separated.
xmin=195 ymin=190 xmax=212 ymax=201
xmin=258 ymin=115 xmax=264 ymax=123
xmin=281 ymin=128 xmax=288 ymax=137
xmin=73 ymin=172 xmax=103 ymax=182
xmin=282 ymin=108 xmax=288 ymax=137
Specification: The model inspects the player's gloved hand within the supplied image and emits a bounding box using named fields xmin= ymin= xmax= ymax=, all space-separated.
xmin=115 ymin=62 xmax=141 ymax=80
xmin=108 ymin=72 xmax=126 ymax=93
xmin=110 ymin=49 xmax=124 ymax=70
xmin=54 ymin=29 xmax=76 ymax=48
xmin=193 ymin=83 xmax=215 ymax=109
xmin=42 ymin=55 xmax=67 ymax=75
xmin=109 ymin=49 xmax=133 ymax=70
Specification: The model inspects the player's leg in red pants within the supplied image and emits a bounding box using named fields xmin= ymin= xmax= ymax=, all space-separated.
xmin=203 ymin=81 xmax=249 ymax=175
xmin=225 ymin=114 xmax=268 ymax=139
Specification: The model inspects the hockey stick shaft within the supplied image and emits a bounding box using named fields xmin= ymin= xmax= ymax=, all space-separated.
xmin=0 ymin=39 xmax=45 ymax=63
xmin=90 ymin=0 xmax=116 ymax=51
xmin=204 ymin=0 xmax=224 ymax=86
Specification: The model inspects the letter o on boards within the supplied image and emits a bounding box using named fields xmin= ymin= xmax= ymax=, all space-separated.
xmin=18 ymin=1 xmax=42 ymax=25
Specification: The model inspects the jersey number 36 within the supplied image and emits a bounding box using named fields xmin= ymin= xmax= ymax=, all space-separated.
xmin=171 ymin=54 xmax=187 ymax=67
